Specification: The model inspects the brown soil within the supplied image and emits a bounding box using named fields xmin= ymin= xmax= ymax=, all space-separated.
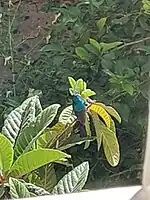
xmin=0 ymin=0 xmax=55 ymax=90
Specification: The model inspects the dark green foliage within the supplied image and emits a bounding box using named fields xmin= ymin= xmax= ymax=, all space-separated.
xmin=0 ymin=0 xmax=149 ymax=189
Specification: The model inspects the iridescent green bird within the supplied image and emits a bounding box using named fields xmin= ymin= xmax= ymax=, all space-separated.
xmin=72 ymin=93 xmax=86 ymax=137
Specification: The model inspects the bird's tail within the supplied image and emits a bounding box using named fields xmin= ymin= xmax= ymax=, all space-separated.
xmin=78 ymin=122 xmax=86 ymax=137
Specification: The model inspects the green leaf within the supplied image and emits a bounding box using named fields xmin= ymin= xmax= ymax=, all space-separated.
xmin=100 ymin=42 xmax=123 ymax=52
xmin=75 ymin=47 xmax=89 ymax=62
xmin=96 ymin=17 xmax=107 ymax=33
xmin=68 ymin=77 xmax=76 ymax=92
xmin=38 ymin=164 xmax=57 ymax=192
xmin=84 ymin=115 xmax=92 ymax=149
xmin=89 ymin=38 xmax=101 ymax=52
xmin=52 ymin=162 xmax=89 ymax=194
xmin=24 ymin=182 xmax=50 ymax=196
xmin=100 ymin=121 xmax=120 ymax=166
xmin=0 ymin=134 xmax=13 ymax=173
xmin=14 ymin=104 xmax=61 ymax=159
xmin=44 ymin=122 xmax=66 ymax=148
xmin=9 ymin=177 xmax=30 ymax=199
xmin=122 ymin=83 xmax=134 ymax=95
xmin=59 ymin=105 xmax=75 ymax=125
xmin=2 ymin=96 xmax=42 ymax=144
xmin=101 ymin=105 xmax=121 ymax=123
xmin=58 ymin=135 xmax=95 ymax=151
xmin=40 ymin=43 xmax=65 ymax=53
xmin=76 ymin=78 xmax=85 ymax=93
xmin=91 ymin=0 xmax=105 ymax=8
xmin=142 ymin=0 xmax=150 ymax=14
xmin=91 ymin=113 xmax=102 ymax=150
xmin=9 ymin=149 xmax=71 ymax=177
xmin=81 ymin=89 xmax=96 ymax=98
xmin=84 ymin=44 xmax=99 ymax=55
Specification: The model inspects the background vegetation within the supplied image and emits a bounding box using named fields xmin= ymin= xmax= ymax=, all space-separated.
xmin=0 ymin=0 xmax=150 ymax=196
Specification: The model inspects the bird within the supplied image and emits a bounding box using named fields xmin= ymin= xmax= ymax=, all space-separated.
xmin=72 ymin=93 xmax=86 ymax=137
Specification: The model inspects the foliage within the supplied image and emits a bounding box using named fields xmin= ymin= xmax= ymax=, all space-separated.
xmin=52 ymin=162 xmax=89 ymax=194
xmin=0 ymin=95 xmax=92 ymax=198
xmin=68 ymin=77 xmax=121 ymax=166
xmin=0 ymin=0 xmax=149 ymax=191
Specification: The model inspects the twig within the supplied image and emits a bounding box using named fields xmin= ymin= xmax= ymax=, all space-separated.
xmin=117 ymin=36 xmax=150 ymax=50
xmin=24 ymin=37 xmax=44 ymax=57
xmin=8 ymin=0 xmax=22 ymax=96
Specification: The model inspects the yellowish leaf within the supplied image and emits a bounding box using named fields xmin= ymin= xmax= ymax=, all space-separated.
xmin=91 ymin=112 xmax=102 ymax=150
xmin=95 ymin=103 xmax=121 ymax=123
xmin=89 ymin=104 xmax=111 ymax=128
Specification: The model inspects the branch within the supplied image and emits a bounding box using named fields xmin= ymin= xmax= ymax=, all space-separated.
xmin=117 ymin=36 xmax=150 ymax=50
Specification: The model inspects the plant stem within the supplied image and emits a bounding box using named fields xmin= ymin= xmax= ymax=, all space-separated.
xmin=8 ymin=0 xmax=21 ymax=97
xmin=117 ymin=36 xmax=150 ymax=50
xmin=8 ymin=11 xmax=16 ymax=96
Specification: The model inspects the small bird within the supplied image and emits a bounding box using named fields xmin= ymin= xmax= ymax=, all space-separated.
xmin=72 ymin=93 xmax=86 ymax=137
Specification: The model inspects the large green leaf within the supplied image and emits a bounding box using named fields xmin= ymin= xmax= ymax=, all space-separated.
xmin=58 ymin=135 xmax=95 ymax=151
xmin=9 ymin=149 xmax=71 ymax=177
xmin=100 ymin=121 xmax=120 ymax=166
xmin=2 ymin=96 xmax=42 ymax=144
xmin=59 ymin=105 xmax=76 ymax=125
xmin=52 ymin=162 xmax=89 ymax=194
xmin=105 ymin=106 xmax=121 ymax=124
xmin=9 ymin=177 xmax=30 ymax=199
xmin=97 ymin=103 xmax=121 ymax=123
xmin=100 ymin=42 xmax=123 ymax=52
xmin=38 ymin=164 xmax=57 ymax=192
xmin=24 ymin=182 xmax=50 ymax=196
xmin=91 ymin=113 xmax=103 ymax=150
xmin=0 ymin=134 xmax=13 ymax=173
xmin=14 ymin=104 xmax=60 ymax=159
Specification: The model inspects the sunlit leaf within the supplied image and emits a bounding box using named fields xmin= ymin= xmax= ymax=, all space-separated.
xmin=89 ymin=104 xmax=111 ymax=128
xmin=52 ymin=162 xmax=89 ymax=194
xmin=91 ymin=112 xmax=102 ymax=150
xmin=9 ymin=177 xmax=30 ymax=199
xmin=89 ymin=38 xmax=101 ymax=52
xmin=100 ymin=121 xmax=120 ymax=166
xmin=59 ymin=105 xmax=76 ymax=125
xmin=96 ymin=103 xmax=121 ymax=123
xmin=76 ymin=79 xmax=85 ymax=93
xmin=100 ymin=42 xmax=123 ymax=52
xmin=81 ymin=89 xmax=96 ymax=98
xmin=0 ymin=134 xmax=13 ymax=173
xmin=14 ymin=104 xmax=61 ymax=159
xmin=9 ymin=149 xmax=71 ymax=177
xmin=68 ymin=77 xmax=76 ymax=92
xmin=2 ymin=96 xmax=42 ymax=144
